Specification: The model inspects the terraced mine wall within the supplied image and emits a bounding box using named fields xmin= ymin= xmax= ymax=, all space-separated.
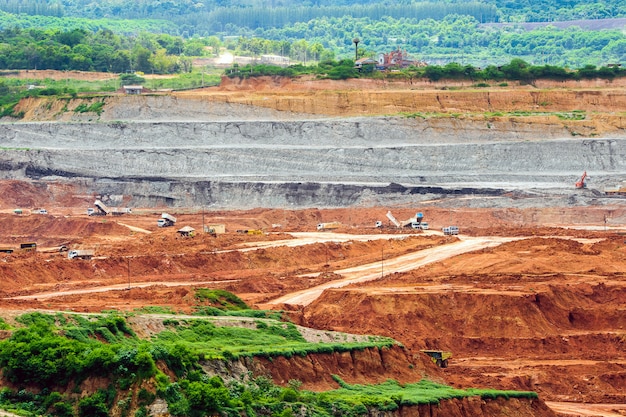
xmin=1 ymin=98 xmax=626 ymax=208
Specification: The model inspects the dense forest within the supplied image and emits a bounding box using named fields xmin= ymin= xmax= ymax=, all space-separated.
xmin=0 ymin=0 xmax=623 ymax=69
xmin=1 ymin=0 xmax=624 ymax=23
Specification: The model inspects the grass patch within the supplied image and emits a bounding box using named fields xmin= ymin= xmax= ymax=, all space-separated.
xmin=194 ymin=288 xmax=249 ymax=310
xmin=134 ymin=306 xmax=178 ymax=315
xmin=153 ymin=317 xmax=396 ymax=360
xmin=0 ymin=318 xmax=10 ymax=330
xmin=74 ymin=100 xmax=105 ymax=115
xmin=325 ymin=377 xmax=538 ymax=408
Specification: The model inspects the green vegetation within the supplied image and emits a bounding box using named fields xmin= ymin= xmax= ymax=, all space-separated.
xmin=229 ymin=57 xmax=626 ymax=83
xmin=326 ymin=377 xmax=538 ymax=409
xmin=0 ymin=306 xmax=538 ymax=417
xmin=155 ymin=314 xmax=395 ymax=361
xmin=195 ymin=288 xmax=249 ymax=310
xmin=0 ymin=2 xmax=624 ymax=70
xmin=74 ymin=101 xmax=104 ymax=114
xmin=0 ymin=318 xmax=11 ymax=330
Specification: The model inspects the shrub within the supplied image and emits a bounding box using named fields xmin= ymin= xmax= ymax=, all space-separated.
xmin=137 ymin=388 xmax=156 ymax=406
xmin=52 ymin=401 xmax=75 ymax=417
xmin=194 ymin=289 xmax=249 ymax=310
xmin=134 ymin=406 xmax=149 ymax=417
xmin=78 ymin=391 xmax=109 ymax=417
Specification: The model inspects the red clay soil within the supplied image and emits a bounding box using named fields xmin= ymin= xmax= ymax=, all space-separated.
xmin=0 ymin=179 xmax=625 ymax=413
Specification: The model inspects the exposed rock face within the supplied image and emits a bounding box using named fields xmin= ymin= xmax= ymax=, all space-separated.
xmin=1 ymin=95 xmax=625 ymax=209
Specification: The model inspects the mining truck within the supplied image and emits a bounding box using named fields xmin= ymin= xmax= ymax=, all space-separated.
xmin=605 ymin=182 xmax=626 ymax=196
xmin=420 ymin=350 xmax=452 ymax=368
xmin=68 ymin=249 xmax=94 ymax=260
xmin=93 ymin=199 xmax=110 ymax=216
xmin=157 ymin=213 xmax=177 ymax=227
xmin=317 ymin=222 xmax=341 ymax=231
xmin=443 ymin=226 xmax=459 ymax=235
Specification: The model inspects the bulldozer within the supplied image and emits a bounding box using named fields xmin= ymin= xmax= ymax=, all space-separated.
xmin=420 ymin=350 xmax=452 ymax=368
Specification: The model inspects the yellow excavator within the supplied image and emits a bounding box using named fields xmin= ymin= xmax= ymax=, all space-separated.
xmin=420 ymin=350 xmax=452 ymax=368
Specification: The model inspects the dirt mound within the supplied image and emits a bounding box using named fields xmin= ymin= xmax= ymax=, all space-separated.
xmin=0 ymin=180 xmax=89 ymax=210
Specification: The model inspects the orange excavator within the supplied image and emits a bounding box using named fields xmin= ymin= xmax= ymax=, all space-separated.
xmin=575 ymin=171 xmax=588 ymax=189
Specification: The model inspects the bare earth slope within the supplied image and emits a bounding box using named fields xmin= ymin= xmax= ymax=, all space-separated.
xmin=2 ymin=76 xmax=626 ymax=209
xmin=1 ymin=73 xmax=626 ymax=416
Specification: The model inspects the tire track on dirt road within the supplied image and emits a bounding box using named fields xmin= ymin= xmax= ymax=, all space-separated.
xmin=265 ymin=236 xmax=518 ymax=307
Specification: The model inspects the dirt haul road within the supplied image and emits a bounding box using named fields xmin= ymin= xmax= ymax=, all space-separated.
xmin=266 ymin=234 xmax=520 ymax=306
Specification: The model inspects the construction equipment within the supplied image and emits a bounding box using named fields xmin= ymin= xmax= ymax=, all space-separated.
xmin=386 ymin=211 xmax=401 ymax=228
xmin=443 ymin=226 xmax=459 ymax=235
xmin=111 ymin=207 xmax=132 ymax=216
xmin=420 ymin=350 xmax=452 ymax=368
xmin=68 ymin=249 xmax=94 ymax=260
xmin=575 ymin=171 xmax=588 ymax=189
xmin=89 ymin=200 xmax=131 ymax=216
xmin=93 ymin=199 xmax=110 ymax=215
xmin=388 ymin=210 xmax=428 ymax=229
xmin=317 ymin=222 xmax=341 ymax=231
xmin=604 ymin=182 xmax=626 ymax=196
xmin=157 ymin=212 xmax=177 ymax=227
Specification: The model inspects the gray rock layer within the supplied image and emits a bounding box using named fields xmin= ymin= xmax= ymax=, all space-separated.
xmin=1 ymin=99 xmax=625 ymax=208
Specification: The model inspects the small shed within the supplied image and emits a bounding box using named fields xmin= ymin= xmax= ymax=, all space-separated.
xmin=123 ymin=85 xmax=144 ymax=95
xmin=177 ymin=226 xmax=196 ymax=237
xmin=354 ymin=57 xmax=378 ymax=71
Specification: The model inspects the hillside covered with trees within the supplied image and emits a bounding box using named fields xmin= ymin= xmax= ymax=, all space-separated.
xmin=0 ymin=0 xmax=623 ymax=70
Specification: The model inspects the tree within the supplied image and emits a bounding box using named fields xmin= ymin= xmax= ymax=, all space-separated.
xmin=131 ymin=45 xmax=152 ymax=73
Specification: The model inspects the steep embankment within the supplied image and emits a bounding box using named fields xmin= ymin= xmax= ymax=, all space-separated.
xmin=1 ymin=95 xmax=626 ymax=208
xmin=2 ymin=77 xmax=626 ymax=209
xmin=198 ymin=75 xmax=626 ymax=122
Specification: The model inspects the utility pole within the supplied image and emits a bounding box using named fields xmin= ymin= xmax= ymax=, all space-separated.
xmin=381 ymin=244 xmax=384 ymax=278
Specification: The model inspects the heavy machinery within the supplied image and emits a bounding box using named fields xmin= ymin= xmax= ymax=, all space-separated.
xmin=68 ymin=249 xmax=94 ymax=260
xmin=387 ymin=211 xmax=426 ymax=229
xmin=386 ymin=211 xmax=401 ymax=228
xmin=92 ymin=199 xmax=110 ymax=216
xmin=411 ymin=212 xmax=426 ymax=229
xmin=420 ymin=350 xmax=452 ymax=368
xmin=317 ymin=222 xmax=341 ymax=231
xmin=604 ymin=182 xmax=626 ymax=196
xmin=236 ymin=229 xmax=263 ymax=235
xmin=89 ymin=200 xmax=131 ymax=216
xmin=575 ymin=171 xmax=588 ymax=189
xmin=443 ymin=226 xmax=459 ymax=235
xmin=157 ymin=213 xmax=177 ymax=227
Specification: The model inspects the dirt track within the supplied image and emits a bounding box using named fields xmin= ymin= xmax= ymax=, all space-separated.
xmin=267 ymin=234 xmax=519 ymax=306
